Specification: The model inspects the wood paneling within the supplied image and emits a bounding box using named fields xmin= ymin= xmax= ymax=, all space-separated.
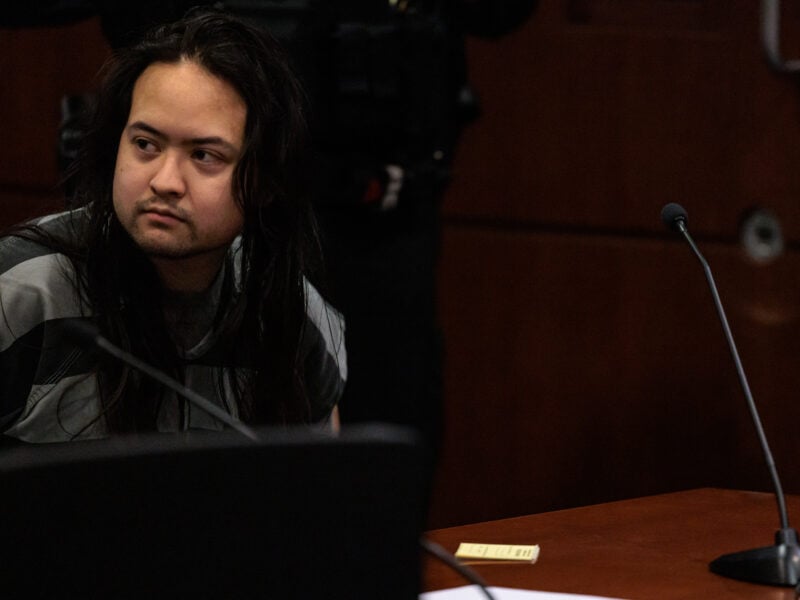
xmin=429 ymin=0 xmax=800 ymax=527
xmin=0 ymin=17 xmax=110 ymax=226
xmin=0 ymin=190 xmax=65 ymax=228
xmin=445 ymin=1 xmax=800 ymax=239
xmin=430 ymin=227 xmax=800 ymax=527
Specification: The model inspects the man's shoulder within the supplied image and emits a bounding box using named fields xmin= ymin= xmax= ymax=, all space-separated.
xmin=0 ymin=208 xmax=89 ymax=275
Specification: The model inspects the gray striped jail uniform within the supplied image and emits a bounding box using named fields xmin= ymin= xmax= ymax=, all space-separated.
xmin=0 ymin=209 xmax=347 ymax=443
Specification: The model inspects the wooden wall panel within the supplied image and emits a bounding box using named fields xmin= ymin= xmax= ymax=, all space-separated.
xmin=429 ymin=228 xmax=800 ymax=527
xmin=0 ymin=190 xmax=64 ymax=229
xmin=0 ymin=18 xmax=110 ymax=227
xmin=445 ymin=0 xmax=800 ymax=240
xmin=428 ymin=0 xmax=800 ymax=527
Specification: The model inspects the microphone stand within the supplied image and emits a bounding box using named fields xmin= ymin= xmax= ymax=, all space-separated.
xmin=420 ymin=538 xmax=496 ymax=600
xmin=673 ymin=214 xmax=800 ymax=586
xmin=65 ymin=320 xmax=261 ymax=443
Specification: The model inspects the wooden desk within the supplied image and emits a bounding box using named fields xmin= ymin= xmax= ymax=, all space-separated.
xmin=423 ymin=488 xmax=800 ymax=599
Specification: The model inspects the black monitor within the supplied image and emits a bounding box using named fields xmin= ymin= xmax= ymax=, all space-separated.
xmin=0 ymin=424 xmax=428 ymax=599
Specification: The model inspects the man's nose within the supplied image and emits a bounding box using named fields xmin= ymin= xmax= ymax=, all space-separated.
xmin=149 ymin=152 xmax=186 ymax=198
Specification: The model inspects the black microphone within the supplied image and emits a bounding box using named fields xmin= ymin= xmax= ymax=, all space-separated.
xmin=661 ymin=202 xmax=800 ymax=586
xmin=64 ymin=319 xmax=261 ymax=443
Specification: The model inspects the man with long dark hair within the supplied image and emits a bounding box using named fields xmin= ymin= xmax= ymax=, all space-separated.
xmin=0 ymin=9 xmax=347 ymax=442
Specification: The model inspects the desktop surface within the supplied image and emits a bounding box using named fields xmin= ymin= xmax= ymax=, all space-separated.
xmin=423 ymin=488 xmax=800 ymax=599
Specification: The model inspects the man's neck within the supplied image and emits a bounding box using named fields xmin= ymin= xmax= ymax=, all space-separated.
xmin=159 ymin=256 xmax=228 ymax=352
xmin=151 ymin=250 xmax=227 ymax=293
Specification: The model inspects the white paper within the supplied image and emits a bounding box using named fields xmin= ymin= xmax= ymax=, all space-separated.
xmin=420 ymin=585 xmax=626 ymax=600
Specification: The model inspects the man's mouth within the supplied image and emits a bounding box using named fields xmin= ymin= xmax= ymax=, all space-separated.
xmin=141 ymin=205 xmax=186 ymax=223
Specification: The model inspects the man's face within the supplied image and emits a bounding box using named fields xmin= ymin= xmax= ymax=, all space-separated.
xmin=113 ymin=59 xmax=247 ymax=290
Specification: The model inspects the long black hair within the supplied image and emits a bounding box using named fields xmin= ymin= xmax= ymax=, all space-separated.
xmin=58 ymin=9 xmax=322 ymax=431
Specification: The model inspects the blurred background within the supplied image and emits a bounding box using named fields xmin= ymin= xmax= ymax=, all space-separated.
xmin=2 ymin=0 xmax=800 ymax=529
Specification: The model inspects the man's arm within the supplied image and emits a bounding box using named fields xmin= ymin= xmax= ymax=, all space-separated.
xmin=301 ymin=280 xmax=347 ymax=424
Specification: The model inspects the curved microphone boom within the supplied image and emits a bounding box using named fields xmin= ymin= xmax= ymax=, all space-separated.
xmin=660 ymin=202 xmax=800 ymax=586
xmin=64 ymin=319 xmax=261 ymax=443
xmin=420 ymin=538 xmax=496 ymax=600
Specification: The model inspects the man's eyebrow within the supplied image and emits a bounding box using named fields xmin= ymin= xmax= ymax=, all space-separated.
xmin=127 ymin=121 xmax=240 ymax=154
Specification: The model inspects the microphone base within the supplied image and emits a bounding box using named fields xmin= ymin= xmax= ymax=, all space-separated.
xmin=709 ymin=528 xmax=800 ymax=587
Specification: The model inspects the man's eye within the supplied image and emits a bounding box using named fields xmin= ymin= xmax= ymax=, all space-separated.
xmin=193 ymin=149 xmax=222 ymax=164
xmin=134 ymin=138 xmax=156 ymax=152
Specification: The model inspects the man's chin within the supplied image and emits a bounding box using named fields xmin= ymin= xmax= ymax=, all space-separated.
xmin=136 ymin=239 xmax=227 ymax=263
xmin=134 ymin=239 xmax=193 ymax=260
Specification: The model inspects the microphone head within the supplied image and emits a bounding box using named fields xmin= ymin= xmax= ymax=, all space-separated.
xmin=661 ymin=203 xmax=688 ymax=232
xmin=62 ymin=319 xmax=102 ymax=348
